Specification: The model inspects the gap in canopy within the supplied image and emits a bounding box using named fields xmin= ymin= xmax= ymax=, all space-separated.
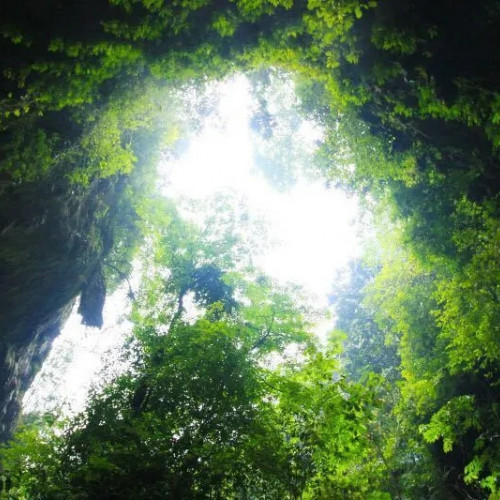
xmin=23 ymin=70 xmax=365 ymax=416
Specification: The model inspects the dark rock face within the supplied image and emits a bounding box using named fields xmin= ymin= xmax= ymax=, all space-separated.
xmin=0 ymin=303 xmax=73 ymax=442
xmin=79 ymin=266 xmax=106 ymax=329
xmin=0 ymin=176 xmax=128 ymax=441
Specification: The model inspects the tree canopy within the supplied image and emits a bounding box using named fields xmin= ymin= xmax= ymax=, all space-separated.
xmin=1 ymin=0 xmax=500 ymax=498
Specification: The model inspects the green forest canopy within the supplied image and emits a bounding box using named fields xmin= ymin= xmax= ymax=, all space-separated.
xmin=1 ymin=0 xmax=500 ymax=498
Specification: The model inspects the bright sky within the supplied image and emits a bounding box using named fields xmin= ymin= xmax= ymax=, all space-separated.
xmin=24 ymin=73 xmax=361 ymax=415
xmin=23 ymin=283 xmax=135 ymax=415
xmin=160 ymin=74 xmax=360 ymax=301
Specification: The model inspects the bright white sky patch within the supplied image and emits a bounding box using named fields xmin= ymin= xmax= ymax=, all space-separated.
xmin=160 ymin=74 xmax=360 ymax=301
xmin=24 ymin=73 xmax=361 ymax=415
xmin=23 ymin=281 xmax=135 ymax=415
xmin=256 ymin=181 xmax=359 ymax=297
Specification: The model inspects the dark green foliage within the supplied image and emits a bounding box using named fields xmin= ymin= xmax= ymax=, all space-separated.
xmin=1 ymin=0 xmax=500 ymax=497
xmin=189 ymin=265 xmax=237 ymax=313
xmin=49 ymin=320 xmax=289 ymax=499
xmin=0 ymin=213 xmax=386 ymax=498
xmin=330 ymin=260 xmax=400 ymax=383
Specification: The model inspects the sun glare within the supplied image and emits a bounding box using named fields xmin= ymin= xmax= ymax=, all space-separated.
xmin=24 ymin=73 xmax=361 ymax=414
xmin=160 ymin=74 xmax=360 ymax=301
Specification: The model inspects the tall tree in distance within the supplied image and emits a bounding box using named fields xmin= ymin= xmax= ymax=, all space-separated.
xmin=330 ymin=259 xmax=400 ymax=383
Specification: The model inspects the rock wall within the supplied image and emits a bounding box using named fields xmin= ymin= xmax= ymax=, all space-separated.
xmin=0 ymin=175 xmax=131 ymax=441
xmin=0 ymin=302 xmax=73 ymax=441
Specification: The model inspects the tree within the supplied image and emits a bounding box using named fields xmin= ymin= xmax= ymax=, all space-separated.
xmin=330 ymin=259 xmax=400 ymax=383
xmin=2 ymin=0 xmax=500 ymax=497
xmin=1 ymin=197 xmax=382 ymax=499
xmin=366 ymin=226 xmax=500 ymax=497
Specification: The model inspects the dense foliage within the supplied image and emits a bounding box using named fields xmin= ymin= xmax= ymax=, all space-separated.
xmin=1 ymin=0 xmax=500 ymax=498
